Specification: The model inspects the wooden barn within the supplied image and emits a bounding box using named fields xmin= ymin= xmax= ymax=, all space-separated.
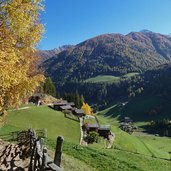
xmin=98 ymin=125 xmax=111 ymax=139
xmin=84 ymin=123 xmax=111 ymax=139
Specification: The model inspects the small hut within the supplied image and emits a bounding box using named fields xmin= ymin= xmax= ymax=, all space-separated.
xmin=98 ymin=125 xmax=111 ymax=139
xmin=73 ymin=109 xmax=85 ymax=117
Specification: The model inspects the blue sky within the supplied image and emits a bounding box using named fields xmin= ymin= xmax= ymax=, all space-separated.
xmin=39 ymin=0 xmax=171 ymax=50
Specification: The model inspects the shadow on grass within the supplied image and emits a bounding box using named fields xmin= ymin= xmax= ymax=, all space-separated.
xmin=64 ymin=113 xmax=79 ymax=122
xmin=48 ymin=105 xmax=55 ymax=110
xmin=48 ymin=105 xmax=79 ymax=122
xmin=98 ymin=104 xmax=123 ymax=121
xmin=138 ymin=124 xmax=171 ymax=137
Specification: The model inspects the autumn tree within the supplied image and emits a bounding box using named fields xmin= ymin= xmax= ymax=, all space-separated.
xmin=0 ymin=0 xmax=44 ymax=116
xmin=81 ymin=102 xmax=93 ymax=115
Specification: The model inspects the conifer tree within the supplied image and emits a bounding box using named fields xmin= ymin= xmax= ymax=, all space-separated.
xmin=43 ymin=77 xmax=56 ymax=97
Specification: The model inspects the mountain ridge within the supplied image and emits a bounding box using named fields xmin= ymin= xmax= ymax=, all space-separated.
xmin=39 ymin=45 xmax=74 ymax=62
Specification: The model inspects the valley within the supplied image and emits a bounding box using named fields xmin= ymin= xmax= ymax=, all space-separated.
xmin=1 ymin=1 xmax=171 ymax=170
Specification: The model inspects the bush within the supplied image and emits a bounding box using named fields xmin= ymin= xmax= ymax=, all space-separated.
xmin=87 ymin=131 xmax=99 ymax=144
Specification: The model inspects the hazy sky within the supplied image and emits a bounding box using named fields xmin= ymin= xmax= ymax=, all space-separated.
xmin=39 ymin=0 xmax=171 ymax=50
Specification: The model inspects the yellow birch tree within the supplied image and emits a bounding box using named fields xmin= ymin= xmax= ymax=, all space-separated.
xmin=81 ymin=102 xmax=93 ymax=115
xmin=0 ymin=0 xmax=44 ymax=117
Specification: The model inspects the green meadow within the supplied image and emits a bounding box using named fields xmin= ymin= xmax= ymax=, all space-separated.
xmin=1 ymin=105 xmax=171 ymax=171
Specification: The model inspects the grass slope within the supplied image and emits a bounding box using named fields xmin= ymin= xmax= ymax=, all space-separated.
xmin=46 ymin=140 xmax=171 ymax=171
xmin=96 ymin=114 xmax=171 ymax=159
xmin=97 ymin=101 xmax=171 ymax=159
xmin=85 ymin=72 xmax=138 ymax=83
xmin=0 ymin=105 xmax=80 ymax=143
xmin=1 ymin=104 xmax=171 ymax=171
xmin=85 ymin=75 xmax=120 ymax=83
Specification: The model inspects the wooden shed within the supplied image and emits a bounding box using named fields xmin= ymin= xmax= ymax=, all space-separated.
xmin=98 ymin=125 xmax=111 ymax=139
xmin=73 ymin=109 xmax=85 ymax=117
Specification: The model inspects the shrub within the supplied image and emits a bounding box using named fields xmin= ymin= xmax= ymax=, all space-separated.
xmin=87 ymin=131 xmax=99 ymax=144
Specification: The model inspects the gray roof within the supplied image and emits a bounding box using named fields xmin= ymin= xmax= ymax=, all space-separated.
xmin=87 ymin=123 xmax=99 ymax=128
xmin=99 ymin=125 xmax=111 ymax=130
xmin=67 ymin=102 xmax=75 ymax=106
xmin=86 ymin=124 xmax=110 ymax=130
xmin=60 ymin=105 xmax=72 ymax=110
xmin=54 ymin=100 xmax=68 ymax=106
xmin=74 ymin=109 xmax=84 ymax=114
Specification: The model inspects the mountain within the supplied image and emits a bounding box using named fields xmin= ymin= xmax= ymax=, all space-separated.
xmin=42 ymin=31 xmax=171 ymax=85
xmin=39 ymin=45 xmax=73 ymax=62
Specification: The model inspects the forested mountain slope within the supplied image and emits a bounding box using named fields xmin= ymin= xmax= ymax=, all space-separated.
xmin=42 ymin=31 xmax=171 ymax=84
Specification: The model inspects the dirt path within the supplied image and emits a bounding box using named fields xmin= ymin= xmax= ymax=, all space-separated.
xmin=106 ymin=132 xmax=115 ymax=148
xmin=0 ymin=140 xmax=30 ymax=171
xmin=79 ymin=118 xmax=87 ymax=146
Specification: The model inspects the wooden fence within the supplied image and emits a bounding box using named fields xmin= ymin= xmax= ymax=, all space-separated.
xmin=26 ymin=129 xmax=63 ymax=171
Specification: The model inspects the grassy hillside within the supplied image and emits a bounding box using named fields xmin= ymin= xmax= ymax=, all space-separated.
xmin=0 ymin=105 xmax=80 ymax=143
xmin=85 ymin=75 xmax=120 ymax=83
xmin=99 ymin=95 xmax=171 ymax=122
xmin=97 ymin=100 xmax=171 ymax=157
xmin=47 ymin=140 xmax=171 ymax=171
xmin=85 ymin=73 xmax=138 ymax=83
xmin=95 ymin=114 xmax=171 ymax=159
xmin=1 ymin=104 xmax=171 ymax=170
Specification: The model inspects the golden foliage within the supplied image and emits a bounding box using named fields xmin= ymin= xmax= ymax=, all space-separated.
xmin=81 ymin=102 xmax=93 ymax=115
xmin=0 ymin=0 xmax=44 ymax=113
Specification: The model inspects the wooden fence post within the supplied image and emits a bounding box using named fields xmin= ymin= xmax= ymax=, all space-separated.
xmin=54 ymin=136 xmax=64 ymax=167
xmin=28 ymin=140 xmax=36 ymax=171
xmin=41 ymin=147 xmax=47 ymax=170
